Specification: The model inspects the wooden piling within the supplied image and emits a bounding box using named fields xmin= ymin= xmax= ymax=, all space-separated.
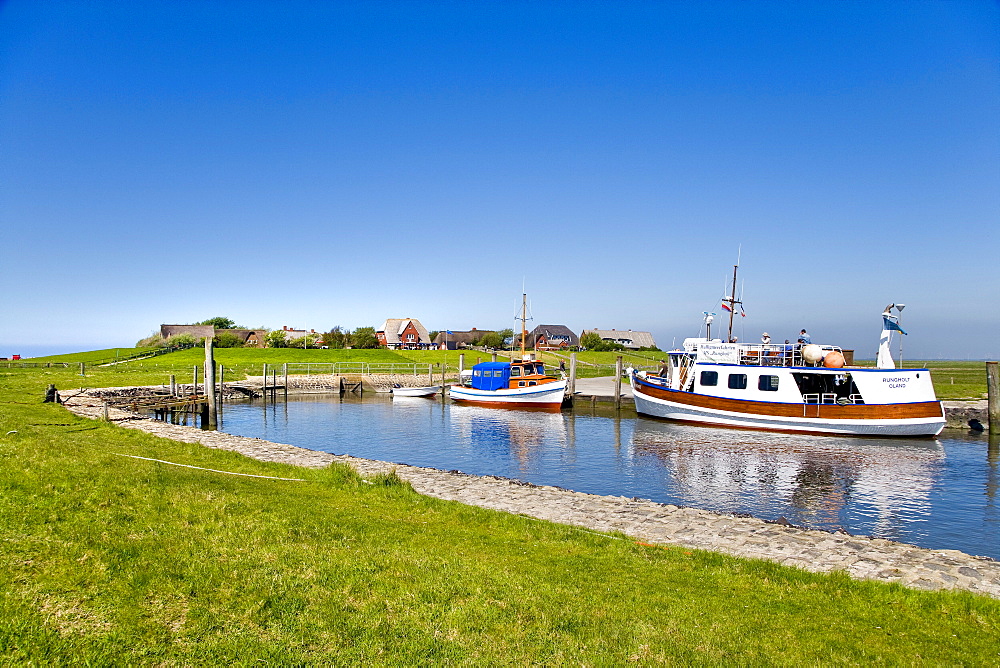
xmin=170 ymin=375 xmax=176 ymax=396
xmin=988 ymin=361 xmax=999 ymax=434
xmin=614 ymin=355 xmax=623 ymax=410
xmin=569 ymin=353 xmax=577 ymax=396
xmin=102 ymin=400 xmax=109 ymax=421
xmin=492 ymin=352 xmax=497 ymax=362
xmin=204 ymin=338 xmax=217 ymax=429
xmin=192 ymin=366 xmax=198 ymax=397
xmin=262 ymin=363 xmax=268 ymax=402
xmin=283 ymin=363 xmax=288 ymax=400
xmin=459 ymin=353 xmax=464 ymax=375
xmin=441 ymin=363 xmax=446 ymax=403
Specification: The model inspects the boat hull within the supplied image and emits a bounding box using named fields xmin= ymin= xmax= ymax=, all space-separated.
xmin=449 ymin=380 xmax=567 ymax=408
xmin=631 ymin=375 xmax=945 ymax=437
xmin=391 ymin=386 xmax=440 ymax=397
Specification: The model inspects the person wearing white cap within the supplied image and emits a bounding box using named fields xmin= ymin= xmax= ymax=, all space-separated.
xmin=761 ymin=332 xmax=771 ymax=344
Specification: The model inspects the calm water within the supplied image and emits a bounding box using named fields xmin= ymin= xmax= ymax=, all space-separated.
xmin=215 ymin=394 xmax=999 ymax=560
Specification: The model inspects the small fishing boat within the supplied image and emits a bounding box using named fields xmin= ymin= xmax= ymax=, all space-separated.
xmin=630 ymin=266 xmax=945 ymax=437
xmin=448 ymin=294 xmax=567 ymax=409
xmin=391 ymin=385 xmax=440 ymax=397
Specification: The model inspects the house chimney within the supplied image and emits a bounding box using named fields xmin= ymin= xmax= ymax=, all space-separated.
xmin=283 ymin=326 xmax=288 ymax=331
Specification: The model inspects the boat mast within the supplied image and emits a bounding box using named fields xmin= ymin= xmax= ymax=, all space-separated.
xmin=520 ymin=292 xmax=528 ymax=359
xmin=725 ymin=263 xmax=739 ymax=342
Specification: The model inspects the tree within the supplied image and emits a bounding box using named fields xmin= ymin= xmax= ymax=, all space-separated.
xmin=265 ymin=330 xmax=288 ymax=348
xmin=197 ymin=316 xmax=239 ymax=329
xmin=479 ymin=331 xmax=503 ymax=349
xmin=580 ymin=331 xmax=602 ymax=351
xmin=214 ymin=332 xmax=244 ymax=348
xmin=322 ymin=326 xmax=349 ymax=349
xmin=428 ymin=330 xmax=440 ymax=343
xmin=498 ymin=328 xmax=513 ymax=349
xmin=288 ymin=334 xmax=322 ymax=349
xmin=351 ymin=326 xmax=379 ymax=349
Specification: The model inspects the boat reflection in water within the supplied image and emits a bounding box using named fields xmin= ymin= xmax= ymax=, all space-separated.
xmin=449 ymin=404 xmax=567 ymax=474
xmin=628 ymin=420 xmax=945 ymax=537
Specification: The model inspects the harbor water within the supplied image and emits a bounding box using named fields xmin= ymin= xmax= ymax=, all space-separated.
xmin=216 ymin=394 xmax=999 ymax=560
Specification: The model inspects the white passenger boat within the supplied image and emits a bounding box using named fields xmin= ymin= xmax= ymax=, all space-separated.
xmin=630 ymin=287 xmax=945 ymax=436
xmin=391 ymin=385 xmax=440 ymax=397
xmin=448 ymin=294 xmax=567 ymax=410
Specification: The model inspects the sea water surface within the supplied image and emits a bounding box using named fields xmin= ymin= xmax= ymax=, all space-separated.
xmin=217 ymin=394 xmax=999 ymax=560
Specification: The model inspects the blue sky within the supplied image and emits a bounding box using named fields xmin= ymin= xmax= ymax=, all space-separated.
xmin=2 ymin=1 xmax=997 ymax=359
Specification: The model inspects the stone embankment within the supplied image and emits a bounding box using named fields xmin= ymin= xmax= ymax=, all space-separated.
xmin=61 ymin=391 xmax=1000 ymax=600
xmin=942 ymin=400 xmax=988 ymax=428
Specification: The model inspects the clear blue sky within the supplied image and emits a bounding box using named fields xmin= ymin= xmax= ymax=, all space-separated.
xmin=2 ymin=1 xmax=997 ymax=359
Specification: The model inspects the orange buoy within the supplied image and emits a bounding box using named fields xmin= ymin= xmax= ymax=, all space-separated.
xmin=824 ymin=351 xmax=846 ymax=368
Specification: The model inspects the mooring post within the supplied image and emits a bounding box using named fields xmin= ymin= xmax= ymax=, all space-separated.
xmin=492 ymin=352 xmax=497 ymax=362
xmin=428 ymin=364 xmax=433 ymax=385
xmin=459 ymin=353 xmax=465 ymax=376
xmin=170 ymin=374 xmax=176 ymax=396
xmin=79 ymin=362 xmax=85 ymax=376
xmin=204 ymin=338 xmax=217 ymax=429
xmin=569 ymin=352 xmax=577 ymax=396
xmin=192 ymin=366 xmax=198 ymax=397
xmin=441 ymin=363 xmax=447 ymax=403
xmin=283 ymin=363 xmax=288 ymax=400
xmin=988 ymin=361 xmax=999 ymax=434
xmin=614 ymin=355 xmax=623 ymax=410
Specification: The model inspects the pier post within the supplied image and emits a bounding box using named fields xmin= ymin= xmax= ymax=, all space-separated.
xmin=428 ymin=364 xmax=433 ymax=385
xmin=569 ymin=353 xmax=577 ymax=396
xmin=262 ymin=363 xmax=268 ymax=403
xmin=170 ymin=375 xmax=176 ymax=396
xmin=988 ymin=361 xmax=999 ymax=434
xmin=283 ymin=363 xmax=288 ymax=400
xmin=441 ymin=363 xmax=446 ymax=403
xmin=192 ymin=366 xmax=198 ymax=397
xmin=459 ymin=353 xmax=464 ymax=375
xmin=492 ymin=352 xmax=497 ymax=362
xmin=615 ymin=355 xmax=623 ymax=410
xmin=204 ymin=338 xmax=217 ymax=430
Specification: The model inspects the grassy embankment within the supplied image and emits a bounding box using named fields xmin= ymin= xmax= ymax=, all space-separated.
xmin=1 ymin=360 xmax=998 ymax=662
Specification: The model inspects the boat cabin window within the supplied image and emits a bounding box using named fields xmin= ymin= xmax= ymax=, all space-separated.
xmin=758 ymin=375 xmax=779 ymax=392
xmin=510 ymin=367 xmax=521 ymax=377
xmin=728 ymin=374 xmax=748 ymax=390
xmin=700 ymin=371 xmax=718 ymax=387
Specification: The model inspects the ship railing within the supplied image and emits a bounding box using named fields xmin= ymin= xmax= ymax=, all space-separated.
xmin=738 ymin=343 xmax=843 ymax=367
xmin=802 ymin=392 xmax=862 ymax=405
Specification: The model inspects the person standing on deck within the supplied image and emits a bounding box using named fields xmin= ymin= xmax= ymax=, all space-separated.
xmin=797 ymin=329 xmax=811 ymax=344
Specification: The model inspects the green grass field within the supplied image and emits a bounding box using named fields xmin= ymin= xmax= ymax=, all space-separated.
xmin=13 ymin=346 xmax=992 ymax=399
xmin=1 ymin=364 xmax=998 ymax=663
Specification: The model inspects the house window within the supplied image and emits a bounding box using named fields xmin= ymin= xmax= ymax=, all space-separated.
xmin=758 ymin=375 xmax=779 ymax=391
xmin=406 ymin=334 xmax=414 ymax=342
xmin=700 ymin=371 xmax=718 ymax=386
xmin=728 ymin=374 xmax=748 ymax=390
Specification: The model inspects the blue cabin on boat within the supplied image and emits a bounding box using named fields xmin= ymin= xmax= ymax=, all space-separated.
xmin=470 ymin=362 xmax=511 ymax=391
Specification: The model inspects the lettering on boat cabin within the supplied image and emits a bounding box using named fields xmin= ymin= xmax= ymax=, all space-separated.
xmin=883 ymin=376 xmax=910 ymax=389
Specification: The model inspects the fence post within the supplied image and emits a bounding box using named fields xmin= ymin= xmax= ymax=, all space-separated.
xmin=569 ymin=353 xmax=577 ymax=396
xmin=614 ymin=355 xmax=623 ymax=410
xmin=205 ymin=338 xmax=218 ymax=429
xmin=79 ymin=362 xmax=85 ymax=377
xmin=988 ymin=361 xmax=999 ymax=434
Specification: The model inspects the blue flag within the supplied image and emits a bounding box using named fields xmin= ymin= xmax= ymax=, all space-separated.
xmin=446 ymin=330 xmax=453 ymax=335
xmin=883 ymin=316 xmax=907 ymax=335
